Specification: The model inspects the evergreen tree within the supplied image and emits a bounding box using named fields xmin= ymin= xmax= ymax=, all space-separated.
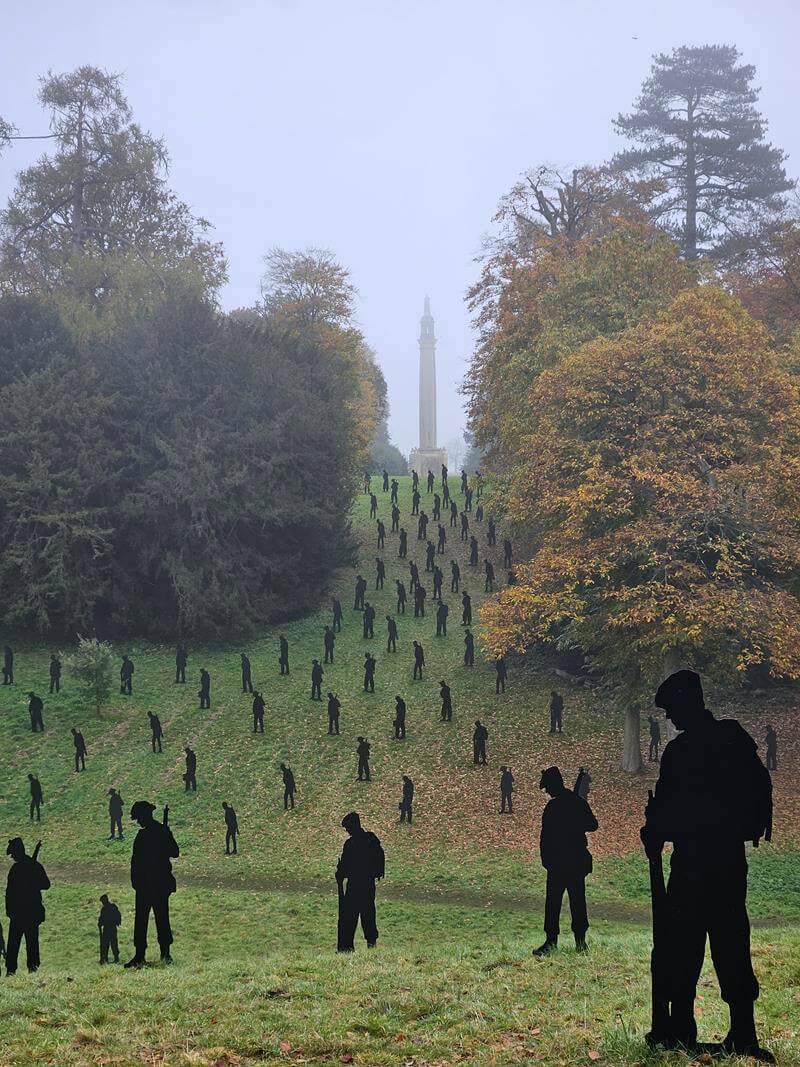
xmin=613 ymin=45 xmax=793 ymax=261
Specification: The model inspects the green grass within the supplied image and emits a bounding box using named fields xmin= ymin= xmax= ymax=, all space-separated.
xmin=1 ymin=476 xmax=798 ymax=1064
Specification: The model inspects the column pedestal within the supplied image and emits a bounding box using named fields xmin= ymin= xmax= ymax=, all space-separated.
xmin=408 ymin=447 xmax=448 ymax=480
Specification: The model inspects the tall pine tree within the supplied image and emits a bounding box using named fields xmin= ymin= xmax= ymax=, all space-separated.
xmin=613 ymin=45 xmax=793 ymax=261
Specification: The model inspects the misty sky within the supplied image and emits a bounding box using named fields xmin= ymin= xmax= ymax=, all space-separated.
xmin=2 ymin=0 xmax=799 ymax=454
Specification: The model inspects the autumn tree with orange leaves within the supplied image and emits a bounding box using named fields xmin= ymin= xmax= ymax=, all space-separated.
xmin=480 ymin=287 xmax=800 ymax=766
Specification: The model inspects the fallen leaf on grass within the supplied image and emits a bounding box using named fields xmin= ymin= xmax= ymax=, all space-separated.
xmin=279 ymin=1041 xmax=292 ymax=1053
xmin=531 ymin=1028 xmax=541 ymax=1036
xmin=588 ymin=1052 xmax=600 ymax=1061
xmin=340 ymin=1055 xmax=354 ymax=1064
xmin=394 ymin=1033 xmax=407 ymax=1042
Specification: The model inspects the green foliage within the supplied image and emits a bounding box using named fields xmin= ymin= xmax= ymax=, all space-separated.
xmin=369 ymin=435 xmax=408 ymax=475
xmin=0 ymin=286 xmax=364 ymax=637
xmin=62 ymin=635 xmax=115 ymax=714
xmin=0 ymin=66 xmax=226 ymax=302
xmin=613 ymin=45 xmax=794 ymax=261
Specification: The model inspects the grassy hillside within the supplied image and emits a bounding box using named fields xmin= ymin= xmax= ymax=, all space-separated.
xmin=1 ymin=476 xmax=798 ymax=1065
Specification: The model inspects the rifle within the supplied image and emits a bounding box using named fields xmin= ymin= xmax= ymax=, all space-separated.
xmin=163 ymin=805 xmax=169 ymax=828
xmin=32 ymin=840 xmax=42 ymax=862
xmin=643 ymin=790 xmax=671 ymax=1047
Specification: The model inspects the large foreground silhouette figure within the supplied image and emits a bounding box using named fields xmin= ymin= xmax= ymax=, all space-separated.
xmin=4 ymin=838 xmax=49 ymax=974
xmin=641 ymin=670 xmax=774 ymax=1061
xmin=335 ymin=812 xmax=385 ymax=952
xmin=125 ymin=802 xmax=179 ymax=968
xmin=533 ymin=766 xmax=597 ymax=956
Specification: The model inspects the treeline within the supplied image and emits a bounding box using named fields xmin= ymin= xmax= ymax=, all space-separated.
xmin=466 ymin=45 xmax=800 ymax=710
xmin=0 ymin=67 xmax=391 ymax=637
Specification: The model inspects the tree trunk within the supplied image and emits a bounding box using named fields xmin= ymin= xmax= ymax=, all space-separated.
xmin=70 ymin=102 xmax=85 ymax=253
xmin=621 ymin=701 xmax=644 ymax=774
xmin=684 ymin=96 xmax=698 ymax=260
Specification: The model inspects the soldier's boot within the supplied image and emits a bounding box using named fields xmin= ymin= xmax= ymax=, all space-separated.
xmin=668 ymin=999 xmax=698 ymax=1050
xmin=723 ymin=1003 xmax=775 ymax=1063
xmin=160 ymin=948 xmax=173 ymax=964
xmin=532 ymin=939 xmax=557 ymax=956
xmin=124 ymin=956 xmax=145 ymax=968
xmin=575 ymin=935 xmax=588 ymax=952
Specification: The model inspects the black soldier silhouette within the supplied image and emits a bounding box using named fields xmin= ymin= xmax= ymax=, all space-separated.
xmin=311 ymin=659 xmax=324 ymax=700
xmin=411 ymin=469 xmax=419 ymax=492
xmin=450 ymin=559 xmax=460 ymax=592
xmin=391 ymin=504 xmax=400 ymax=532
xmin=413 ymin=582 xmax=426 ymax=618
xmin=71 ymin=726 xmax=88 ymax=771
xmin=469 ymin=536 xmax=479 ymax=567
xmin=765 ymin=725 xmax=777 ymax=771
xmin=363 ymin=653 xmax=376 ymax=692
xmin=399 ymin=776 xmax=414 ymax=823
xmin=464 ymin=629 xmax=475 ymax=667
xmin=28 ymin=692 xmax=44 ymax=732
xmin=252 ymin=690 xmax=265 ymax=733
xmin=175 ymin=644 xmax=188 ymax=683
xmin=473 ymin=720 xmax=488 ymax=764
xmin=393 ymin=695 xmax=406 ymax=739
xmin=390 ymin=478 xmax=399 ymax=504
xmin=332 ymin=597 xmax=343 ymax=632
xmin=500 ymin=766 xmax=514 ymax=813
xmin=411 ymin=488 xmax=420 ymax=515
xmin=356 ymin=737 xmax=371 ymax=781
xmin=484 ymin=558 xmax=495 ymax=592
xmin=464 ymin=486 xmax=473 ymax=512
xmin=241 ymin=653 xmax=253 ymax=694
xmin=409 ymin=560 xmax=420 ymax=592
xmin=386 ymin=615 xmax=398 ymax=652
xmin=364 ymin=472 xmax=372 ymax=494
xmin=439 ymin=680 xmax=453 ymax=722
xmin=462 ymin=591 xmax=472 ymax=627
xmin=503 ymin=539 xmax=513 ymax=568
xmin=120 ymin=654 xmax=134 ymax=695
xmin=495 ymin=656 xmax=507 ymax=694
xmin=28 ymin=774 xmax=43 ymax=822
xmin=324 ymin=625 xmax=336 ymax=663
xmin=533 ymin=766 xmax=598 ymax=956
xmin=460 ymin=512 xmax=469 ymax=543
xmin=148 ymin=711 xmax=163 ymax=753
xmin=184 ymin=746 xmax=197 ymax=791
xmin=427 ymin=469 xmax=435 ymax=493
xmin=49 ymin=654 xmax=61 ymax=694
xmin=281 ymin=763 xmax=296 ymax=809
xmin=377 ymin=520 xmax=386 ymax=549
xmin=223 ymin=802 xmax=238 ymax=854
xmin=507 ymin=568 xmax=516 ymax=586
xmin=432 ymin=492 xmax=441 ymax=521
xmin=475 ymin=503 xmax=484 ymax=523
xmin=279 ymin=635 xmax=290 ymax=676
xmin=640 ymin=670 xmax=774 ymax=1060
xmin=425 ymin=540 xmax=435 ymax=571
xmin=2 ymin=645 xmax=13 ymax=684
xmin=398 ymin=528 xmax=408 ymax=559
xmin=4 ymin=838 xmax=49 ymax=974
xmin=417 ymin=511 xmax=429 ymax=541
xmin=108 ymin=788 xmax=124 ymax=839
xmin=369 ymin=492 xmax=378 ymax=519
xmin=436 ymin=600 xmax=449 ymax=636
xmin=549 ymin=691 xmax=563 ymax=734
xmin=396 ymin=579 xmax=407 ymax=614
xmin=336 ymin=812 xmax=384 ymax=951
xmin=382 ymin=469 xmax=389 ymax=492
xmin=487 ymin=518 xmax=497 ymax=546
xmin=412 ymin=641 xmax=425 ymax=680
xmin=432 ymin=565 xmax=443 ymax=601
xmin=199 ymin=668 xmax=211 ymax=709
xmin=437 ymin=523 xmax=446 ymax=553
xmin=450 ymin=500 xmax=458 ymax=528
xmin=648 ymin=715 xmax=661 ymax=761
xmin=327 ymin=692 xmax=341 ymax=735
xmin=441 ymin=462 xmax=448 ymax=488
xmin=98 ymin=894 xmax=122 ymax=964
xmin=375 ymin=558 xmax=386 ymax=590
xmin=354 ymin=574 xmax=367 ymax=611
xmin=461 ymin=469 xmax=469 ymax=495
xmin=125 ymin=801 xmax=179 ymax=967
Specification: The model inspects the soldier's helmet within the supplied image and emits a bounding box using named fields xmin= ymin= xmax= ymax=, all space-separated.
xmin=341 ymin=811 xmax=361 ymax=833
xmin=539 ymin=767 xmax=564 ymax=794
xmin=654 ymin=669 xmax=705 ymax=714
xmin=130 ymin=800 xmax=156 ymax=821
